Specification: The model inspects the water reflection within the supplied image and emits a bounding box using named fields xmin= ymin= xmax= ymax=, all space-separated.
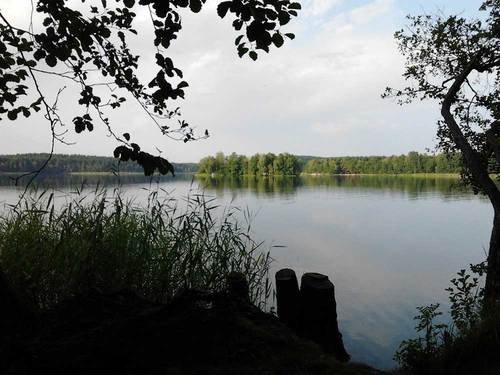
xmin=0 ymin=174 xmax=476 ymax=201
xmin=197 ymin=175 xmax=475 ymax=201
xmin=0 ymin=173 xmax=181 ymax=189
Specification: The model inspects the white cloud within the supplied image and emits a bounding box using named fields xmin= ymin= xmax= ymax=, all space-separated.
xmin=350 ymin=0 xmax=394 ymax=24
xmin=323 ymin=0 xmax=394 ymax=33
xmin=312 ymin=121 xmax=350 ymax=136
xmin=304 ymin=0 xmax=344 ymax=17
xmin=187 ymin=50 xmax=222 ymax=72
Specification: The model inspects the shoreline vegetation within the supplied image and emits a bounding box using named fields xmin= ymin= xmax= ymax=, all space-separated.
xmin=197 ymin=151 xmax=462 ymax=176
xmin=0 ymin=190 xmax=272 ymax=308
xmin=0 ymin=153 xmax=198 ymax=175
xmin=0 ymin=151 xmax=464 ymax=177
xmin=0 ymin=171 xmax=462 ymax=177
xmin=195 ymin=172 xmax=462 ymax=178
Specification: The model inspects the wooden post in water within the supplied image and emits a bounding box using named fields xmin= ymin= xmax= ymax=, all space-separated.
xmin=300 ymin=272 xmax=350 ymax=362
xmin=275 ymin=268 xmax=300 ymax=331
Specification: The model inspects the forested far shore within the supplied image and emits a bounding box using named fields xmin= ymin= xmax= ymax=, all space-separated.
xmin=197 ymin=151 xmax=463 ymax=176
xmin=0 ymin=152 xmax=464 ymax=176
xmin=0 ymin=154 xmax=197 ymax=174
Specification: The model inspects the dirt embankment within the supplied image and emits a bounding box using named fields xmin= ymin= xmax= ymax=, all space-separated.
xmin=1 ymin=289 xmax=382 ymax=374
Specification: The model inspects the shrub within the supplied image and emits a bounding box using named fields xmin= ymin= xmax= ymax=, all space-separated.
xmin=393 ymin=261 xmax=500 ymax=374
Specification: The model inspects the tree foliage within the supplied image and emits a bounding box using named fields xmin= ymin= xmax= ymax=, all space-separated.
xmin=197 ymin=151 xmax=462 ymax=176
xmin=383 ymin=0 xmax=500 ymax=192
xmin=0 ymin=153 xmax=197 ymax=174
xmin=394 ymin=262 xmax=491 ymax=373
xmin=0 ymin=151 xmax=464 ymax=176
xmin=197 ymin=152 xmax=301 ymax=176
xmin=0 ymin=0 xmax=299 ymax=178
xmin=301 ymin=152 xmax=462 ymax=175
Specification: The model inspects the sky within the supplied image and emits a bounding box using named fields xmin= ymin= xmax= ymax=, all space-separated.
xmin=0 ymin=0 xmax=485 ymax=162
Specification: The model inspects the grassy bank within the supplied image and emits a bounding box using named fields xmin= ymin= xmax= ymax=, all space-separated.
xmin=300 ymin=173 xmax=461 ymax=178
xmin=195 ymin=172 xmax=462 ymax=178
xmin=1 ymin=171 xmax=465 ymax=178
xmin=0 ymin=189 xmax=271 ymax=309
xmin=69 ymin=171 xmax=197 ymax=176
xmin=0 ymin=171 xmax=195 ymax=176
xmin=69 ymin=171 xmax=144 ymax=176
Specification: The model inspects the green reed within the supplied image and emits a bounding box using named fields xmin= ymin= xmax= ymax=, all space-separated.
xmin=0 ymin=187 xmax=271 ymax=309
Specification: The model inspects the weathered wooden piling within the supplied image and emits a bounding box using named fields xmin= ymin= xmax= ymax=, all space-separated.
xmin=275 ymin=268 xmax=300 ymax=331
xmin=300 ymin=272 xmax=350 ymax=362
xmin=226 ymin=271 xmax=250 ymax=302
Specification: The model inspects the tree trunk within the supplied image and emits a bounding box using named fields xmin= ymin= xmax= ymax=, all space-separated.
xmin=485 ymin=209 xmax=500 ymax=307
xmin=441 ymin=63 xmax=500 ymax=309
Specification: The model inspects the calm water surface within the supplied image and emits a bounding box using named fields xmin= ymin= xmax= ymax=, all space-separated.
xmin=0 ymin=174 xmax=491 ymax=369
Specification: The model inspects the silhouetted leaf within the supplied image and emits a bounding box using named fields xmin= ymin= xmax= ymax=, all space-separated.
xmin=233 ymin=19 xmax=243 ymax=30
xmin=157 ymin=157 xmax=174 ymax=176
xmin=7 ymin=110 xmax=17 ymax=120
xmin=33 ymin=49 xmax=46 ymax=61
xmin=189 ymin=0 xmax=202 ymax=13
xmin=123 ymin=0 xmax=135 ymax=8
xmin=278 ymin=12 xmax=291 ymax=25
xmin=272 ymin=33 xmax=284 ymax=47
xmin=238 ymin=47 xmax=249 ymax=58
xmin=123 ymin=133 xmax=130 ymax=141
xmin=235 ymin=35 xmax=244 ymax=45
xmin=113 ymin=145 xmax=131 ymax=161
xmin=217 ymin=1 xmax=232 ymax=18
xmin=45 ymin=54 xmax=57 ymax=67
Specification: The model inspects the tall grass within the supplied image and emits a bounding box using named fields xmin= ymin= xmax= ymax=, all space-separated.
xmin=0 ymin=188 xmax=272 ymax=309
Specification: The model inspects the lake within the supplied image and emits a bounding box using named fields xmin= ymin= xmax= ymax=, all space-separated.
xmin=0 ymin=174 xmax=491 ymax=369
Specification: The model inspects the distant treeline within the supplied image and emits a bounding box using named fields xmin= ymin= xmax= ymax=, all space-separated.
xmin=0 ymin=152 xmax=463 ymax=176
xmin=0 ymin=154 xmax=197 ymax=174
xmin=198 ymin=152 xmax=301 ymax=176
xmin=301 ymin=152 xmax=462 ymax=174
xmin=198 ymin=152 xmax=462 ymax=176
